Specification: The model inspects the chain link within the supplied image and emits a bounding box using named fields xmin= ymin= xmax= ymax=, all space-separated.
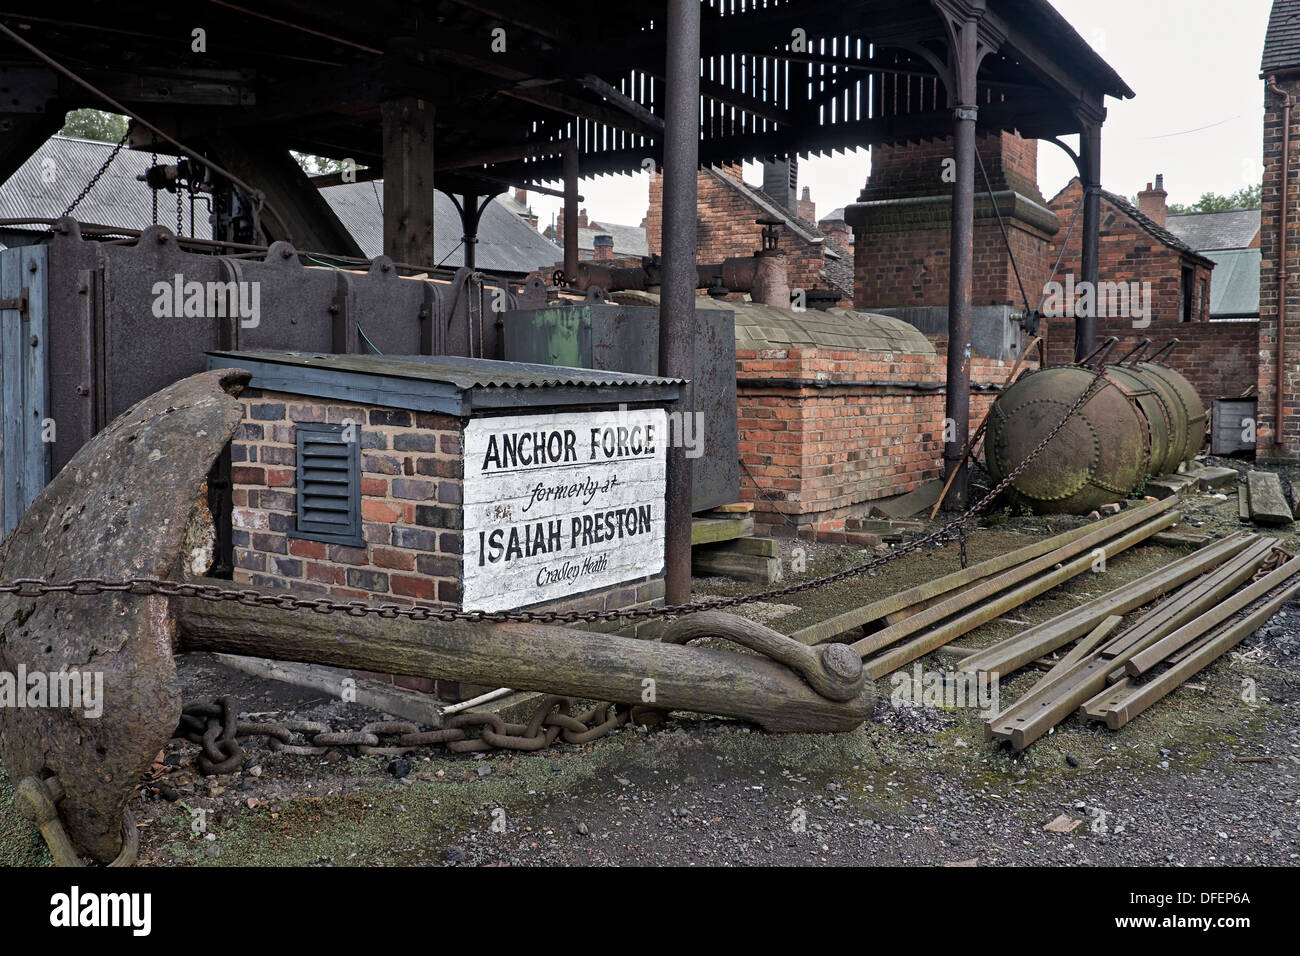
xmin=171 ymin=694 xmax=664 ymax=772
xmin=0 ymin=363 xmax=1111 ymax=624
xmin=59 ymin=131 xmax=130 ymax=221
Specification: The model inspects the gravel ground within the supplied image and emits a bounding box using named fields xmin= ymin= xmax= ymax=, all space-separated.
xmin=2 ymin=461 xmax=1299 ymax=867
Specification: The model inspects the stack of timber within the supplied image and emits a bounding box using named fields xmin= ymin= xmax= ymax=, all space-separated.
xmin=977 ymin=534 xmax=1300 ymax=749
xmin=692 ymin=503 xmax=782 ymax=583
xmin=789 ymin=495 xmax=1295 ymax=746
xmin=792 ymin=498 xmax=1184 ymax=679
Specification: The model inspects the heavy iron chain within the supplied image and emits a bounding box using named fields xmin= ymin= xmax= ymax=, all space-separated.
xmin=59 ymin=131 xmax=130 ymax=221
xmin=172 ymin=694 xmax=666 ymax=774
xmin=0 ymin=362 xmax=1113 ymax=625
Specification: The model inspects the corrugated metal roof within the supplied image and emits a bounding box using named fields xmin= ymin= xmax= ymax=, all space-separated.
xmin=0 ymin=136 xmax=563 ymax=276
xmin=209 ymin=350 xmax=684 ymax=389
xmin=1263 ymin=0 xmax=1300 ymax=74
xmin=1166 ymin=209 xmax=1261 ymax=252
xmin=320 ymin=181 xmax=562 ymax=274
xmin=0 ymin=135 xmax=212 ymax=237
xmin=1205 ymin=248 xmax=1262 ymax=318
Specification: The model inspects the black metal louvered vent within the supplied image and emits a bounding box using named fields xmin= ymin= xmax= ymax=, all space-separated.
xmin=294 ymin=422 xmax=362 ymax=545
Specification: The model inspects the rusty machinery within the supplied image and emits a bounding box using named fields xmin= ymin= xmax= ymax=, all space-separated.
xmin=985 ymin=340 xmax=1209 ymax=514
xmin=2 ymin=217 xmax=741 ymax=531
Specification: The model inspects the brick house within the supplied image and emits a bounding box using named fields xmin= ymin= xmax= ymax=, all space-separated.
xmin=546 ymin=208 xmax=649 ymax=262
xmin=1043 ymin=178 xmax=1241 ymax=401
xmin=205 ymin=350 xmax=679 ymax=697
xmin=644 ymin=159 xmax=854 ymax=303
xmin=1167 ymin=207 xmax=1261 ymax=321
xmin=1258 ymin=0 xmax=1300 ymax=455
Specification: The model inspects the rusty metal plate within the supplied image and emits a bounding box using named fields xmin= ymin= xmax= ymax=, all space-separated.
xmin=0 ymin=368 xmax=249 ymax=861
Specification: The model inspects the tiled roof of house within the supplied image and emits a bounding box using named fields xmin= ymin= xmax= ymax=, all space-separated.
xmin=1166 ymin=208 xmax=1261 ymax=252
xmin=1263 ymin=0 xmax=1300 ymax=74
xmin=580 ymin=221 xmax=649 ymax=257
xmin=1097 ymin=187 xmax=1216 ymax=266
xmin=819 ymin=240 xmax=855 ymax=300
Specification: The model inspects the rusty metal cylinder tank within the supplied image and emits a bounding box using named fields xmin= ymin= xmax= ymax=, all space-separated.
xmin=985 ymin=360 xmax=1206 ymax=515
xmin=1132 ymin=360 xmax=1207 ymax=468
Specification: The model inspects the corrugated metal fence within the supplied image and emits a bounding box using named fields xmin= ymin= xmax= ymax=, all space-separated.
xmin=0 ymin=244 xmax=49 ymax=534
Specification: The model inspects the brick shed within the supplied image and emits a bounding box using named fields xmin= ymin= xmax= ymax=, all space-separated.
xmin=204 ymin=351 xmax=682 ymax=695
xmin=708 ymin=300 xmax=1027 ymax=539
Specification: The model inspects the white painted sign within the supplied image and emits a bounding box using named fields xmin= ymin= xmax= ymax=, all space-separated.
xmin=461 ymin=408 xmax=667 ymax=613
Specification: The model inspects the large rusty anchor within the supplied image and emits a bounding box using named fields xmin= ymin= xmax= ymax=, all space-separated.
xmin=0 ymin=369 xmax=872 ymax=864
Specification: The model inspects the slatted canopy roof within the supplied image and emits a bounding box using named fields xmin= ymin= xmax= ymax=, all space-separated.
xmin=0 ymin=0 xmax=1131 ymax=198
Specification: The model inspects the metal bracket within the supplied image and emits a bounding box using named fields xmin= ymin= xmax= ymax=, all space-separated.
xmin=0 ymin=291 xmax=28 ymax=315
xmin=954 ymin=106 xmax=979 ymax=122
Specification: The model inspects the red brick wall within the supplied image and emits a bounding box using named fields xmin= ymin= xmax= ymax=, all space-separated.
xmin=735 ymin=346 xmax=1027 ymax=536
xmin=852 ymin=132 xmax=1055 ymax=311
xmin=1045 ymin=179 xmax=1245 ymax=402
xmin=853 ymin=217 xmax=1054 ymax=311
xmin=230 ymin=389 xmax=667 ymax=653
xmin=231 ymin=389 xmax=466 ymax=607
xmin=864 ymin=132 xmax=1044 ymax=204
xmin=1259 ymin=76 xmax=1300 ymax=454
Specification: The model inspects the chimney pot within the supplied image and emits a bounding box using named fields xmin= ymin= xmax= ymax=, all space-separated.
xmin=1137 ymin=175 xmax=1169 ymax=228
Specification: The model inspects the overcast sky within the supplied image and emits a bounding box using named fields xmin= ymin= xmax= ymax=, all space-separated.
xmin=527 ymin=0 xmax=1272 ymax=235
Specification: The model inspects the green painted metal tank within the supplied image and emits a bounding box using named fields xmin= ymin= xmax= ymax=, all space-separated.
xmin=985 ymin=365 xmax=1150 ymax=514
xmin=985 ymin=359 xmax=1207 ymax=514
xmin=1133 ymin=360 xmax=1208 ymax=467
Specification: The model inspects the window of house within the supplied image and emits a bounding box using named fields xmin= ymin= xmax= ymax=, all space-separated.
xmin=293 ymin=422 xmax=362 ymax=546
xmin=1181 ymin=266 xmax=1195 ymax=322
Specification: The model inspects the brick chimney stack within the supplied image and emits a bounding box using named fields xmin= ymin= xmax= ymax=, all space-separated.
xmin=1137 ymin=174 xmax=1168 ymax=227
xmin=514 ymin=187 xmax=528 ymax=207
xmin=796 ymin=185 xmax=816 ymax=223
xmin=593 ymin=234 xmax=614 ymax=260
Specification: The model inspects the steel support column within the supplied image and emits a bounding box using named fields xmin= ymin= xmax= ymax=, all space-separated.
xmin=563 ymin=142 xmax=580 ymax=282
xmin=450 ymin=192 xmax=494 ymax=271
xmin=1076 ymin=121 xmax=1102 ymax=361
xmin=939 ymin=3 xmax=992 ymax=510
xmin=659 ymin=0 xmax=702 ymax=604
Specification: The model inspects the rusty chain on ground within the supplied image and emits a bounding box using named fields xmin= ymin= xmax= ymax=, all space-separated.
xmin=0 ymin=360 xmax=1113 ymax=625
xmin=171 ymin=694 xmax=667 ymax=776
